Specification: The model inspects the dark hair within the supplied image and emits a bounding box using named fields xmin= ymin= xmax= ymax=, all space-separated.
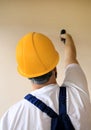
xmin=28 ymin=71 xmax=52 ymax=84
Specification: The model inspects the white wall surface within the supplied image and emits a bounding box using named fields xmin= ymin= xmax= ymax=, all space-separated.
xmin=0 ymin=0 xmax=91 ymax=118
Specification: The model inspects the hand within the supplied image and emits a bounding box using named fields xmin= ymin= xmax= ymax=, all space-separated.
xmin=60 ymin=33 xmax=74 ymax=45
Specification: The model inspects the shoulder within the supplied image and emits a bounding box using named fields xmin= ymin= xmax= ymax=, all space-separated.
xmin=6 ymin=98 xmax=32 ymax=115
xmin=0 ymin=99 xmax=34 ymax=129
xmin=0 ymin=99 xmax=30 ymax=123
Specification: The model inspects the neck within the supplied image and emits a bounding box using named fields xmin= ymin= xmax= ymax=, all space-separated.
xmin=31 ymin=75 xmax=57 ymax=91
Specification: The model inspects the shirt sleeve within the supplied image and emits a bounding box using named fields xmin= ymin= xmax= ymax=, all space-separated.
xmin=0 ymin=112 xmax=9 ymax=130
xmin=63 ymin=63 xmax=89 ymax=94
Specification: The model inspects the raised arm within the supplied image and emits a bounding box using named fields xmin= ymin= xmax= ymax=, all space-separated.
xmin=60 ymin=33 xmax=78 ymax=67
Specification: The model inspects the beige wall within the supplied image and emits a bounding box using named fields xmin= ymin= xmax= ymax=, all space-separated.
xmin=0 ymin=0 xmax=91 ymax=118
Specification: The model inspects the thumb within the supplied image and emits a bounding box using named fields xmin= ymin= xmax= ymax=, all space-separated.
xmin=60 ymin=34 xmax=67 ymax=44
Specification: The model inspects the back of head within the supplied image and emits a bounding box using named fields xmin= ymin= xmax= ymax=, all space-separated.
xmin=29 ymin=71 xmax=53 ymax=84
xmin=16 ymin=32 xmax=59 ymax=79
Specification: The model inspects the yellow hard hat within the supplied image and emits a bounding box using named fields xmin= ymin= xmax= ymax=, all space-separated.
xmin=16 ymin=32 xmax=59 ymax=78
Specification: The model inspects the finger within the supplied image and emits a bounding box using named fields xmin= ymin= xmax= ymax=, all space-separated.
xmin=60 ymin=29 xmax=66 ymax=44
